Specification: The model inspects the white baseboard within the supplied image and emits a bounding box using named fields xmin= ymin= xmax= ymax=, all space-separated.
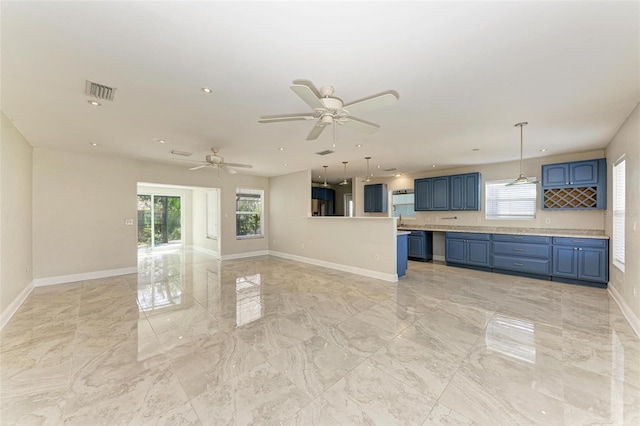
xmin=221 ymin=250 xmax=269 ymax=261
xmin=189 ymin=245 xmax=220 ymax=259
xmin=1 ymin=280 xmax=35 ymax=330
xmin=33 ymin=267 xmax=138 ymax=287
xmin=269 ymin=250 xmax=398 ymax=283
xmin=608 ymin=283 xmax=640 ymax=338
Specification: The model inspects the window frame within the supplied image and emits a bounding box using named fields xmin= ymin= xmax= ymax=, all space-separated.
xmin=613 ymin=157 xmax=625 ymax=272
xmin=485 ymin=179 xmax=537 ymax=220
xmin=235 ymin=188 xmax=264 ymax=239
xmin=391 ymin=189 xmax=416 ymax=219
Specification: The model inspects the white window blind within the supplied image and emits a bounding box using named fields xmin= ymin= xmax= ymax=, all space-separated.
xmin=613 ymin=158 xmax=625 ymax=271
xmin=485 ymin=179 xmax=537 ymax=220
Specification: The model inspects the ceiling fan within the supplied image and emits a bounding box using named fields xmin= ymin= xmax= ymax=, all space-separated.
xmin=188 ymin=148 xmax=252 ymax=174
xmin=259 ymin=79 xmax=399 ymax=140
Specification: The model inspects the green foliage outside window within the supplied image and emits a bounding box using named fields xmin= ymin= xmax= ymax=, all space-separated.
xmin=236 ymin=190 xmax=263 ymax=237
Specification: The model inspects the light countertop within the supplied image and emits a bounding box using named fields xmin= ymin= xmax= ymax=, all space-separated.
xmin=397 ymin=225 xmax=608 ymax=239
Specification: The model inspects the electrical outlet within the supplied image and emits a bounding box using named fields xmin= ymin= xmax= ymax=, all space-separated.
xmin=374 ymin=254 xmax=380 ymax=261
xmin=545 ymin=218 xmax=551 ymax=225
xmin=124 ymin=218 xmax=134 ymax=226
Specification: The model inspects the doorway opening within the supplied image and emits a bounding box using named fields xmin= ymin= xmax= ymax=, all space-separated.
xmin=137 ymin=194 xmax=182 ymax=248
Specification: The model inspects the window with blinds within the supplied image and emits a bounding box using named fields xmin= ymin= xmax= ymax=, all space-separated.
xmin=613 ymin=158 xmax=625 ymax=272
xmin=485 ymin=179 xmax=537 ymax=220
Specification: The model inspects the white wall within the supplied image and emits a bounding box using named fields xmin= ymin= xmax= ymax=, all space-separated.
xmin=270 ymin=170 xmax=397 ymax=281
xmin=0 ymin=113 xmax=33 ymax=315
xmin=32 ymin=148 xmax=269 ymax=280
xmin=605 ymin=103 xmax=640 ymax=331
xmin=357 ymin=149 xmax=607 ymax=231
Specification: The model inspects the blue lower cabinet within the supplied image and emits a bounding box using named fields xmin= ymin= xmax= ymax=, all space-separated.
xmin=445 ymin=233 xmax=491 ymax=269
xmin=552 ymin=237 xmax=608 ymax=284
xmin=408 ymin=231 xmax=433 ymax=261
xmin=397 ymin=233 xmax=408 ymax=277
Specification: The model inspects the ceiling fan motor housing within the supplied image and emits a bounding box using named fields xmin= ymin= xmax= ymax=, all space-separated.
xmin=206 ymin=154 xmax=223 ymax=164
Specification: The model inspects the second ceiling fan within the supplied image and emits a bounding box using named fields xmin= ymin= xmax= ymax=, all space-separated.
xmin=259 ymin=79 xmax=399 ymax=140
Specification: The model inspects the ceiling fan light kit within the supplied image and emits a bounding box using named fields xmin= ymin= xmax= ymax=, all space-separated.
xmin=259 ymin=79 xmax=398 ymax=141
xmin=188 ymin=148 xmax=252 ymax=175
xmin=507 ymin=122 xmax=540 ymax=186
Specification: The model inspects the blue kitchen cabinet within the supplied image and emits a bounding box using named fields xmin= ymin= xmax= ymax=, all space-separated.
xmin=397 ymin=233 xmax=408 ymax=277
xmin=542 ymin=159 xmax=601 ymax=187
xmin=364 ymin=183 xmax=387 ymax=213
xmin=552 ymin=237 xmax=608 ymax=284
xmin=450 ymin=173 xmax=481 ymax=211
xmin=542 ymin=158 xmax=606 ymax=210
xmin=492 ymin=234 xmax=551 ymax=277
xmin=414 ymin=178 xmax=432 ymax=211
xmin=445 ymin=232 xmax=491 ymax=269
xmin=415 ymin=177 xmax=449 ymax=211
xmin=408 ymin=230 xmax=433 ymax=261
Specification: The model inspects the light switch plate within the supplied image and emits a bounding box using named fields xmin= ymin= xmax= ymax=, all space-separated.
xmin=125 ymin=219 xmax=134 ymax=226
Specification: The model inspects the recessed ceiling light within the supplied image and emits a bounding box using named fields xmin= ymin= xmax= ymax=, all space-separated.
xmin=201 ymin=87 xmax=212 ymax=94
xmin=154 ymin=139 xmax=167 ymax=144
xmin=355 ymin=144 xmax=363 ymax=148
xmin=90 ymin=143 xmax=98 ymax=147
xmin=283 ymin=163 xmax=288 ymax=166
xmin=432 ymin=165 xmax=437 ymax=168
xmin=377 ymin=165 xmax=381 ymax=169
xmin=278 ymin=147 xmax=285 ymax=151
xmin=472 ymin=148 xmax=480 ymax=151
xmin=87 ymin=100 xmax=101 ymax=106
xmin=394 ymin=173 xmax=402 ymax=177
xmin=540 ymin=148 xmax=548 ymax=152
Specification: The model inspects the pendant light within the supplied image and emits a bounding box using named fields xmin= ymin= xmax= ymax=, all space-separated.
xmin=339 ymin=161 xmax=349 ymax=186
xmin=362 ymin=157 xmax=372 ymax=182
xmin=321 ymin=165 xmax=329 ymax=187
xmin=507 ymin=122 xmax=540 ymax=186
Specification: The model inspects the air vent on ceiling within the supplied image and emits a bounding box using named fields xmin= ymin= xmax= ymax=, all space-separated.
xmin=170 ymin=150 xmax=193 ymax=157
xmin=315 ymin=150 xmax=335 ymax=156
xmin=383 ymin=168 xmax=397 ymax=172
xmin=85 ymin=80 xmax=117 ymax=101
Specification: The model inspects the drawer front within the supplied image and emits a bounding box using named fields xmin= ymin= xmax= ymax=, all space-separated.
xmin=492 ymin=241 xmax=550 ymax=259
xmin=445 ymin=232 xmax=491 ymax=241
xmin=493 ymin=234 xmax=551 ymax=244
xmin=553 ymin=237 xmax=607 ymax=248
xmin=493 ymin=255 xmax=551 ymax=275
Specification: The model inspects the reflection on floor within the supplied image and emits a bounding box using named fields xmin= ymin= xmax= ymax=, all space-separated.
xmin=2 ymin=248 xmax=639 ymax=425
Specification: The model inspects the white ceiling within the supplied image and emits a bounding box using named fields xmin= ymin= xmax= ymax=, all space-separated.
xmin=2 ymin=1 xmax=638 ymax=184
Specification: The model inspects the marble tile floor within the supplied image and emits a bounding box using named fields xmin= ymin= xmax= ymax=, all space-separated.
xmin=1 ymin=248 xmax=639 ymax=425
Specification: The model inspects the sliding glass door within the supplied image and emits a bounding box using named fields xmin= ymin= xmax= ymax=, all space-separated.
xmin=137 ymin=195 xmax=182 ymax=248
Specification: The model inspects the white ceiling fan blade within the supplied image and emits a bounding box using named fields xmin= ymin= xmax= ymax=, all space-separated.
xmin=189 ymin=165 xmax=208 ymax=171
xmin=306 ymin=123 xmax=327 ymax=140
xmin=223 ymin=162 xmax=252 ymax=169
xmin=341 ymin=116 xmax=380 ymax=134
xmin=259 ymin=113 xmax=315 ymax=123
xmin=223 ymin=167 xmax=238 ymax=175
xmin=343 ymin=91 xmax=399 ymax=116
xmin=290 ymin=82 xmax=324 ymax=110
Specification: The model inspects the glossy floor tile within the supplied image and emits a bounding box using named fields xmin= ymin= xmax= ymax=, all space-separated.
xmin=1 ymin=247 xmax=639 ymax=425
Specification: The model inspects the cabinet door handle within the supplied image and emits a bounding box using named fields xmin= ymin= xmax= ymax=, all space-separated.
xmin=573 ymin=247 xmax=578 ymax=250
xmin=513 ymin=263 xmax=524 ymax=266
xmin=566 ymin=182 xmax=569 ymax=185
xmin=512 ymin=248 xmax=524 ymax=251
xmin=578 ymin=248 xmax=583 ymax=251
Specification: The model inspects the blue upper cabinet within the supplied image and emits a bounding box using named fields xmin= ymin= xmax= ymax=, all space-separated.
xmin=364 ymin=183 xmax=388 ymax=213
xmin=431 ymin=177 xmax=449 ymax=210
xmin=416 ymin=173 xmax=480 ymax=211
xmin=414 ymin=178 xmax=432 ymax=211
xmin=542 ymin=159 xmax=602 ymax=187
xmin=450 ymin=173 xmax=481 ymax=211
xmin=542 ymin=158 xmax=606 ymax=210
